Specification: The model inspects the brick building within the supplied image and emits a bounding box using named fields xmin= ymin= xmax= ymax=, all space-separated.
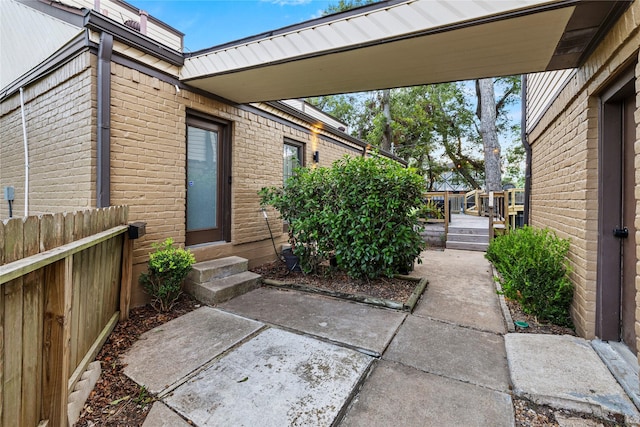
xmin=0 ymin=0 xmax=393 ymax=305
xmin=525 ymin=1 xmax=640 ymax=359
xmin=3 ymin=0 xmax=639 ymax=366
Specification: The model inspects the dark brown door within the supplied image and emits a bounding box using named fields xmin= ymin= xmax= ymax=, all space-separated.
xmin=597 ymin=70 xmax=637 ymax=354
xmin=186 ymin=117 xmax=226 ymax=246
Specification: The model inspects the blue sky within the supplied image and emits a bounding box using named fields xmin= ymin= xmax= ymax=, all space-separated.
xmin=134 ymin=0 xmax=337 ymax=52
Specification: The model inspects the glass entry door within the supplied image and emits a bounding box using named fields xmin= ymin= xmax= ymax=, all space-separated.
xmin=186 ymin=120 xmax=223 ymax=245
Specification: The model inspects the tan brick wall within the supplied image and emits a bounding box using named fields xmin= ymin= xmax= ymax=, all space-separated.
xmin=0 ymin=52 xmax=95 ymax=219
xmin=528 ymin=2 xmax=640 ymax=339
xmin=0 ymin=45 xmax=386 ymax=307
xmin=108 ymin=64 xmax=368 ymax=305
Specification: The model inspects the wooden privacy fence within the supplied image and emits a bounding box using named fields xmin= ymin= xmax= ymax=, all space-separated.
xmin=0 ymin=206 xmax=130 ymax=427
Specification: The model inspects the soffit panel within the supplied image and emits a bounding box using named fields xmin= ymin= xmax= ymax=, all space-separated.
xmin=184 ymin=8 xmax=572 ymax=103
xmin=182 ymin=0 xmax=557 ymax=80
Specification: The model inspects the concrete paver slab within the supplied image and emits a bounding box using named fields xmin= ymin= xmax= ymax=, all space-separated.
xmin=505 ymin=334 xmax=640 ymax=423
xmin=340 ymin=360 xmax=514 ymax=427
xmin=142 ymin=402 xmax=191 ymax=427
xmin=219 ymin=287 xmax=406 ymax=356
xmin=411 ymin=249 xmax=506 ymax=334
xmin=122 ymin=307 xmax=263 ymax=394
xmin=164 ymin=328 xmax=374 ymax=427
xmin=384 ymin=315 xmax=510 ymax=392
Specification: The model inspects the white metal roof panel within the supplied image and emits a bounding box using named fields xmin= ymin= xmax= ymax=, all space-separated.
xmin=181 ymin=0 xmax=581 ymax=103
xmin=182 ymin=0 xmax=552 ymax=81
xmin=1 ymin=0 xmax=83 ymax=89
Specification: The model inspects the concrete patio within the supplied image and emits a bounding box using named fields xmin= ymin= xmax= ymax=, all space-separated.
xmin=121 ymin=249 xmax=639 ymax=426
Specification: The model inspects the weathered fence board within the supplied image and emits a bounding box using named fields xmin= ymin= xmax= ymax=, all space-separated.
xmin=0 ymin=206 xmax=129 ymax=427
xmin=4 ymin=279 xmax=23 ymax=427
xmin=0 ymin=287 xmax=4 ymax=423
xmin=22 ymin=215 xmax=43 ymax=427
xmin=42 ymin=258 xmax=72 ymax=427
xmin=22 ymin=273 xmax=44 ymax=427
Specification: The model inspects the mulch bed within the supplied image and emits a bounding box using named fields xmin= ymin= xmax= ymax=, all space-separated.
xmin=505 ymin=298 xmax=576 ymax=335
xmin=75 ymin=294 xmax=200 ymax=426
xmin=251 ymin=259 xmax=420 ymax=307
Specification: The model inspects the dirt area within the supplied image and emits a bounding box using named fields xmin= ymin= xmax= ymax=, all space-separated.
xmin=76 ymin=294 xmax=200 ymax=426
xmin=505 ymin=298 xmax=576 ymax=336
xmin=251 ymin=260 xmax=418 ymax=304
xmin=76 ymin=259 xmax=625 ymax=426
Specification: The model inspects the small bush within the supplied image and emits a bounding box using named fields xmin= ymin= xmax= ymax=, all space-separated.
xmin=139 ymin=238 xmax=196 ymax=312
xmin=486 ymin=226 xmax=573 ymax=327
xmin=328 ymin=155 xmax=425 ymax=279
xmin=259 ymin=154 xmax=425 ymax=278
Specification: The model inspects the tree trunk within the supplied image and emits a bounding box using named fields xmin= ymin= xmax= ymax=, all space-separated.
xmin=477 ymin=78 xmax=502 ymax=191
xmin=381 ymin=89 xmax=392 ymax=152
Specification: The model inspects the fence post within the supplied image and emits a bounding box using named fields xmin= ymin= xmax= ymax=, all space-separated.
xmin=444 ymin=192 xmax=449 ymax=236
xmin=119 ymin=233 xmax=133 ymax=321
xmin=42 ymin=256 xmax=72 ymax=427
xmin=488 ymin=192 xmax=494 ymax=240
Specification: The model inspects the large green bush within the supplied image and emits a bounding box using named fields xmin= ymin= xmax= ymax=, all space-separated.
xmin=259 ymin=154 xmax=425 ymax=278
xmin=486 ymin=226 xmax=573 ymax=327
xmin=139 ymin=238 xmax=196 ymax=312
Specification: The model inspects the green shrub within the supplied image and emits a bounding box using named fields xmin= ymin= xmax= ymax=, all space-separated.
xmin=259 ymin=154 xmax=425 ymax=278
xmin=486 ymin=226 xmax=573 ymax=327
xmin=139 ymin=238 xmax=196 ymax=312
xmin=328 ymin=155 xmax=425 ymax=278
xmin=259 ymin=166 xmax=334 ymax=273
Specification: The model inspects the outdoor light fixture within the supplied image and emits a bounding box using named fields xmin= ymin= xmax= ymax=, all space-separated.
xmin=313 ymin=151 xmax=320 ymax=163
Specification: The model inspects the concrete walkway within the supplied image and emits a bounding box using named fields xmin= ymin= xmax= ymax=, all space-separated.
xmin=123 ymin=249 xmax=639 ymax=426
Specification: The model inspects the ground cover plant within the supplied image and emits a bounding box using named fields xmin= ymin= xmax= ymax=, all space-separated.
xmin=486 ymin=226 xmax=573 ymax=327
xmin=259 ymin=154 xmax=425 ymax=279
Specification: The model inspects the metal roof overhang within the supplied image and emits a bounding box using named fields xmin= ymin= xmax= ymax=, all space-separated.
xmin=181 ymin=0 xmax=629 ymax=104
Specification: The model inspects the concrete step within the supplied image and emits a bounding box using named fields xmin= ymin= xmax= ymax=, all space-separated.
xmin=447 ymin=233 xmax=489 ymax=244
xmin=445 ymin=241 xmax=488 ymax=252
xmin=185 ymin=271 xmax=261 ymax=305
xmin=187 ymin=256 xmax=249 ymax=284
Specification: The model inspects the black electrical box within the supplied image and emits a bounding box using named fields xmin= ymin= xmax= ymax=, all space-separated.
xmin=128 ymin=222 xmax=146 ymax=239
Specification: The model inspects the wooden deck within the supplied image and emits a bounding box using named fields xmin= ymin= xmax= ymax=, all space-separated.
xmin=449 ymin=213 xmax=489 ymax=229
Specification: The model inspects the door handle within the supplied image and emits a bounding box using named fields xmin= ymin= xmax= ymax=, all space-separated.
xmin=613 ymin=227 xmax=629 ymax=238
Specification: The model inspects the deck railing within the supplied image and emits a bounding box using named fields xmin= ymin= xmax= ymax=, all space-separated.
xmin=464 ymin=189 xmax=481 ymax=215
xmin=463 ymin=188 xmax=524 ymax=230
xmin=422 ymin=192 xmax=450 ymax=235
xmin=0 ymin=206 xmax=130 ymax=427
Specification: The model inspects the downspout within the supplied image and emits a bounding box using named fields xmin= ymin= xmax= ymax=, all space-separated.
xmin=97 ymin=32 xmax=113 ymax=208
xmin=521 ymin=74 xmax=532 ymax=226
xmin=19 ymin=87 xmax=29 ymax=216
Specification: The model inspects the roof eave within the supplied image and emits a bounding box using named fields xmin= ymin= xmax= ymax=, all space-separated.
xmin=83 ymin=9 xmax=184 ymax=66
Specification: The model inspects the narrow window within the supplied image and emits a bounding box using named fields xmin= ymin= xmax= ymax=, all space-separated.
xmin=283 ymin=139 xmax=304 ymax=184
